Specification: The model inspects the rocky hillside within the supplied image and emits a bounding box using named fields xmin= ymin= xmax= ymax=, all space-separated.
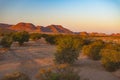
xmin=0 ymin=22 xmax=73 ymax=34
xmin=35 ymin=25 xmax=73 ymax=33
xmin=9 ymin=22 xmax=36 ymax=32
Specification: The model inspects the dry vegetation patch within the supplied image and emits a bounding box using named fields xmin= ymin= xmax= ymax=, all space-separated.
xmin=0 ymin=38 xmax=120 ymax=80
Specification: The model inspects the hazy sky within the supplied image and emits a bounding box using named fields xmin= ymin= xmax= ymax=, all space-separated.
xmin=0 ymin=0 xmax=120 ymax=33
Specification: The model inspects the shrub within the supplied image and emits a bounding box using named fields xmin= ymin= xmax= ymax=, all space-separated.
xmin=82 ymin=40 xmax=104 ymax=60
xmin=83 ymin=38 xmax=92 ymax=45
xmin=100 ymin=43 xmax=120 ymax=71
xmin=103 ymin=43 xmax=120 ymax=51
xmin=30 ymin=33 xmax=41 ymax=41
xmin=41 ymin=34 xmax=48 ymax=38
xmin=1 ymin=71 xmax=30 ymax=80
xmin=0 ymin=35 xmax=13 ymax=48
xmin=54 ymin=36 xmax=81 ymax=64
xmin=36 ymin=64 xmax=80 ymax=80
xmin=13 ymin=31 xmax=29 ymax=46
xmin=44 ymin=35 xmax=57 ymax=45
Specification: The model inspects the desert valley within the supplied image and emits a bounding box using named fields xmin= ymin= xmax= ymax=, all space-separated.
xmin=0 ymin=0 xmax=120 ymax=80
xmin=0 ymin=22 xmax=120 ymax=80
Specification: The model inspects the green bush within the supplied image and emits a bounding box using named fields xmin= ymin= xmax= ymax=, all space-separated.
xmin=54 ymin=36 xmax=81 ymax=64
xmin=30 ymin=33 xmax=41 ymax=41
xmin=0 ymin=35 xmax=13 ymax=48
xmin=82 ymin=40 xmax=104 ymax=60
xmin=1 ymin=72 xmax=30 ymax=80
xmin=13 ymin=31 xmax=30 ymax=46
xmin=42 ymin=34 xmax=58 ymax=45
xmin=100 ymin=44 xmax=120 ymax=71
xmin=36 ymin=64 xmax=80 ymax=80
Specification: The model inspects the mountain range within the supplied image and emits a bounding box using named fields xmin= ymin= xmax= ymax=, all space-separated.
xmin=0 ymin=22 xmax=73 ymax=34
xmin=0 ymin=22 xmax=120 ymax=36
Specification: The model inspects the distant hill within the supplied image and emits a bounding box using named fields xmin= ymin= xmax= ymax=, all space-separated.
xmin=46 ymin=25 xmax=73 ymax=33
xmin=9 ymin=22 xmax=36 ymax=32
xmin=0 ymin=23 xmax=15 ymax=34
xmin=111 ymin=33 xmax=120 ymax=37
xmin=0 ymin=23 xmax=12 ymax=28
xmin=7 ymin=22 xmax=73 ymax=34
xmin=35 ymin=25 xmax=73 ymax=33
xmin=0 ymin=27 xmax=15 ymax=34
xmin=0 ymin=23 xmax=119 ymax=36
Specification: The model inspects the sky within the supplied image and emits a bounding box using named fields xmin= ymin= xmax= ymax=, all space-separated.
xmin=0 ymin=0 xmax=120 ymax=34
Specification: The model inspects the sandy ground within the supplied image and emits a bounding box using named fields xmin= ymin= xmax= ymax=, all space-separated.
xmin=0 ymin=38 xmax=120 ymax=80
xmin=75 ymin=55 xmax=120 ymax=80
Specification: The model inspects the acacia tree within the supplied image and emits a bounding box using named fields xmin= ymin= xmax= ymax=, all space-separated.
xmin=13 ymin=31 xmax=29 ymax=46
